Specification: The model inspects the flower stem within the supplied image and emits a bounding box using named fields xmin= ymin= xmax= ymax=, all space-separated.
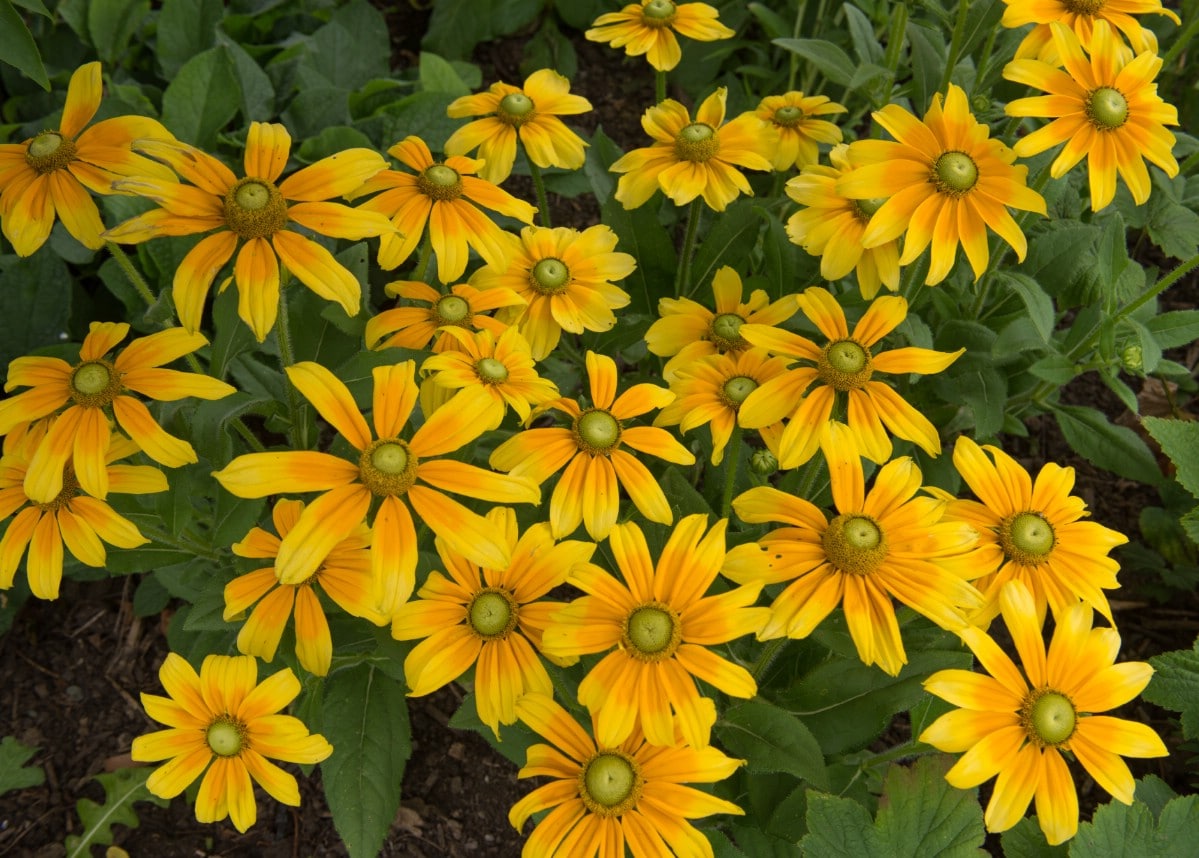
xmin=882 ymin=2 xmax=908 ymax=86
xmin=939 ymin=0 xmax=971 ymax=95
xmin=528 ymin=158 xmax=553 ymax=228
xmin=674 ymin=200 xmax=702 ymax=299
xmin=106 ymin=241 xmax=157 ymax=309
xmin=787 ymin=0 xmax=809 ymax=91
xmin=276 ymin=282 xmax=306 ymax=448
xmin=655 ymin=69 xmax=668 ymax=104
xmin=412 ymin=239 xmax=434 ymax=284
xmin=720 ymin=424 xmax=743 ymax=519
xmin=1162 ymin=15 xmax=1199 ymax=69
xmin=750 ymin=637 xmax=787 ymax=683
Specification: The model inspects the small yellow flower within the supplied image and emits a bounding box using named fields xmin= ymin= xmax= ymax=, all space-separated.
xmin=364 ymin=280 xmax=525 ymax=353
xmin=585 ymin=0 xmax=736 ymax=71
xmin=756 ymin=92 xmax=846 ymax=170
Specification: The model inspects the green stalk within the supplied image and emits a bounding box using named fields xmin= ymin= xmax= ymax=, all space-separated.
xmin=275 ymin=282 xmax=306 ymax=449
xmin=882 ymin=2 xmax=909 ymax=85
xmin=750 ymin=637 xmax=788 ymax=683
xmin=411 ymin=239 xmax=434 ymax=284
xmin=106 ymin=241 xmax=158 ymax=308
xmin=787 ymin=0 xmax=809 ymax=91
xmin=720 ymin=425 xmax=744 ymax=519
xmin=971 ymin=24 xmax=998 ymax=98
xmin=655 ymin=69 xmax=668 ymax=104
xmin=527 ymin=158 xmax=553 ymax=228
xmin=674 ymin=200 xmax=703 ymax=299
xmin=1162 ymin=14 xmax=1199 ymax=69
xmin=939 ymin=0 xmax=971 ymax=95
xmin=1179 ymin=148 xmax=1199 ymax=177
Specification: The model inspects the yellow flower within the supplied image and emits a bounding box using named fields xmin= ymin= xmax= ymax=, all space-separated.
xmin=729 ymin=424 xmax=983 ymax=676
xmin=644 ymin=265 xmax=796 ymax=382
xmin=349 ymin=136 xmax=537 ymax=282
xmin=490 ymin=351 xmax=694 ymax=540
xmin=1004 ymin=21 xmax=1178 ymax=212
xmin=920 ymin=580 xmax=1167 ymax=844
xmin=654 ymin=348 xmax=789 ymax=465
xmin=1000 ymin=0 xmax=1179 ymax=57
xmin=470 ymin=224 xmax=635 ymax=360
xmin=756 ymin=92 xmax=846 ymax=170
xmin=224 ymin=499 xmax=387 ymax=677
xmin=543 ymin=515 xmax=768 ymax=748
xmin=942 ymin=436 xmax=1127 ymax=626
xmin=445 ymin=69 xmax=593 ymax=184
xmin=785 ymin=143 xmax=902 ymax=299
xmin=738 ymin=287 xmax=964 ymax=468
xmin=420 ymin=326 xmax=560 ymax=429
xmin=585 ymin=0 xmax=736 ymax=71
xmin=838 ymin=84 xmax=1047 ymax=286
xmin=365 ymin=280 xmax=525 ymax=353
xmin=0 ymin=62 xmax=174 ymax=256
xmin=132 ymin=653 xmax=333 ymax=832
xmin=611 ymin=87 xmax=776 ymax=211
xmin=0 ymin=425 xmax=164 ymax=600
xmin=0 ymin=322 xmax=235 ymax=503
xmin=213 ymin=362 xmax=538 ymax=615
xmin=509 ymin=694 xmax=744 ymax=855
xmin=104 ymin=123 xmax=391 ymax=340
xmin=391 ymin=508 xmax=595 ymax=736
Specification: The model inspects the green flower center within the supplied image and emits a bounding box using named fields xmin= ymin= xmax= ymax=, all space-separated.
xmin=25 ymin=131 xmax=77 ymax=174
xmin=358 ymin=438 xmax=418 ymax=496
xmin=675 ymin=123 xmax=720 ymax=163
xmin=722 ymin=375 xmax=757 ymax=405
xmin=817 ymin=339 xmax=873 ymax=391
xmin=223 ymin=177 xmax=289 ymax=240
xmin=499 ymin=92 xmax=535 ymax=126
xmin=435 ymin=295 xmax=471 ymax=325
xmin=580 ymin=750 xmax=642 ymax=815
xmin=1024 ymin=689 xmax=1077 ymax=747
xmin=418 ymin=164 xmax=464 ymax=201
xmin=822 ymin=514 xmax=887 ymax=576
xmin=575 ymin=409 xmax=621 ymax=453
xmin=206 ymin=718 xmax=244 ymax=757
xmin=773 ymin=106 xmax=804 ymax=127
xmin=1000 ymin=511 xmax=1056 ymax=565
xmin=468 ymin=588 xmax=518 ymax=639
xmin=933 ymin=151 xmax=978 ymax=194
xmin=69 ymin=359 xmax=122 ymax=407
xmin=641 ymin=0 xmax=677 ymax=25
xmin=624 ymin=604 xmax=680 ymax=657
xmin=477 ymin=357 xmax=509 ymax=383
xmin=853 ymin=197 xmax=887 ymax=220
xmin=710 ymin=313 xmax=747 ymax=351
xmin=1088 ymin=87 xmax=1128 ymax=130
xmin=531 ymin=258 xmax=570 ymax=294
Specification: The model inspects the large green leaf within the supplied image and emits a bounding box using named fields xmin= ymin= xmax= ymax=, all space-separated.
xmin=87 ymin=0 xmax=149 ymax=64
xmin=155 ymin=0 xmax=224 ymax=77
xmin=774 ymin=38 xmax=856 ymax=87
xmin=714 ymin=699 xmax=829 ymax=789
xmin=302 ymin=0 xmax=391 ymax=91
xmin=0 ymin=0 xmax=49 ymax=88
xmin=1143 ymin=417 xmax=1199 ymax=499
xmin=0 ymin=735 xmax=44 ymax=795
xmin=161 ymin=47 xmax=242 ymax=149
xmin=64 ymin=768 xmax=167 ymax=857
xmin=1143 ymin=636 xmax=1199 ymax=739
xmin=1071 ymin=794 xmax=1199 ymax=858
xmin=0 ymin=251 xmax=72 ymax=370
xmin=1054 ymin=404 xmax=1163 ymax=487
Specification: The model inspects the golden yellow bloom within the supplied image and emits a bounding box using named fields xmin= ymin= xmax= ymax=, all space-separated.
xmin=132 ymin=653 xmax=333 ymax=832
xmin=0 ymin=425 xmax=164 ymax=600
xmin=0 ymin=62 xmax=174 ymax=256
xmin=365 ymin=280 xmax=525 ymax=353
xmin=445 ymin=69 xmax=592 ymax=184
xmin=585 ymin=0 xmax=735 ymax=71
xmin=921 ymin=580 xmax=1167 ymax=844
xmin=756 ymin=92 xmax=846 ymax=170
xmin=470 ymin=224 xmax=634 ymax=360
xmin=543 ymin=516 xmax=768 ymax=747
xmin=1004 ymin=21 xmax=1178 ymax=212
xmin=349 ymin=135 xmax=537 ymax=282
xmin=510 ymin=694 xmax=744 ymax=856
xmin=739 ymin=287 xmax=964 ymax=468
xmin=654 ymin=348 xmax=789 ymax=465
xmin=0 ymin=322 xmax=235 ymax=502
xmin=839 ymin=84 xmax=1047 ymax=286
xmin=212 ymin=361 xmax=539 ymax=615
xmin=729 ymin=424 xmax=983 ymax=676
xmin=225 ymin=499 xmax=387 ymax=677
xmin=104 ymin=122 xmax=392 ymax=341
xmin=785 ymin=143 xmax=901 ymax=299
xmin=391 ymin=508 xmax=595 ymax=736
xmin=1001 ymin=0 xmax=1179 ymax=57
xmin=644 ymin=266 xmax=796 ymax=382
xmin=611 ymin=87 xmax=776 ymax=211
xmin=490 ymin=351 xmax=694 ymax=540
xmin=941 ymin=436 xmax=1127 ymax=626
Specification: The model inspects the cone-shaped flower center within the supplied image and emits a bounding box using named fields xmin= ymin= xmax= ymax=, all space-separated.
xmin=1063 ymin=0 xmax=1105 ymax=13
xmin=625 ymin=604 xmax=680 ymax=657
xmin=818 ymin=339 xmax=873 ymax=390
xmin=575 ymin=409 xmax=621 ymax=453
xmin=1026 ymin=690 xmax=1077 ymax=746
xmin=69 ymin=360 xmax=121 ymax=406
xmin=206 ymin=718 xmax=245 ymax=757
xmin=934 ymin=152 xmax=979 ymax=194
xmin=773 ymin=106 xmax=804 ymax=127
xmin=418 ymin=165 xmax=464 ymax=201
xmin=36 ymin=468 xmax=80 ymax=513
xmin=675 ymin=123 xmax=719 ymax=163
xmin=477 ymin=357 xmax=509 ymax=383
xmin=1088 ymin=87 xmax=1129 ymax=129
xmin=822 ymin=514 xmax=887 ymax=575
xmin=26 ymin=131 xmax=77 ymax=173
xmin=224 ymin=177 xmax=289 ymax=239
xmin=435 ymin=295 xmax=471 ymax=325
xmin=641 ymin=0 xmax=677 ymax=24
xmin=531 ymin=258 xmax=571 ymax=294
xmin=722 ymin=375 xmax=757 ymax=405
xmin=468 ymin=588 xmax=518 ymax=638
xmin=710 ymin=313 xmax=747 ymax=350
xmin=581 ymin=751 xmax=641 ymax=815
xmin=1001 ymin=511 xmax=1056 ymax=565
xmin=499 ymin=92 xmax=535 ymax=126
xmin=853 ymin=197 xmax=886 ymax=220
xmin=359 ymin=438 xmax=419 ymax=496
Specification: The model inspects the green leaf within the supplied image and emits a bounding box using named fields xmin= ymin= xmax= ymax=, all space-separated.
xmin=1144 ymin=636 xmax=1199 ymax=739
xmin=1027 ymin=353 xmax=1077 ymax=385
xmin=935 ymin=363 xmax=1007 ymax=438
xmin=996 ymin=272 xmax=1055 ymax=343
xmin=844 ymin=4 xmax=884 ymax=64
xmin=714 ymin=700 xmax=829 ymax=788
xmin=422 ymin=0 xmax=545 ymax=61
xmin=802 ymin=791 xmax=885 ymax=856
xmin=1125 ymin=317 xmax=1163 ymax=374
xmin=1054 ymin=404 xmax=1163 ymax=487
xmin=0 ymin=0 xmax=49 ymax=89
xmin=131 ymin=573 xmax=171 ymax=617
xmin=64 ymin=767 xmax=167 ymax=857
xmin=0 ymin=735 xmax=45 ymax=795
xmin=659 ymin=467 xmax=714 ymax=518
xmin=161 ymin=47 xmax=241 ymax=149
xmin=322 ymin=664 xmax=412 ymax=858
xmin=303 ymin=0 xmax=391 ymax=90
xmin=773 ymin=38 xmax=856 ymax=87
xmin=1147 ymin=199 xmax=1199 ymax=260
xmin=215 ymin=34 xmax=276 ymax=121
xmin=155 ymin=0 xmax=224 ymax=78
xmin=1071 ymin=794 xmax=1199 ymax=858
xmin=1147 ymin=310 xmax=1199 ymax=349
xmin=873 ymin=756 xmax=986 ymax=857
xmin=688 ymin=199 xmax=760 ymax=297
xmin=0 ymin=251 xmax=72 ymax=371
xmin=1144 ymin=417 xmax=1199 ymax=499
xmin=419 ymin=51 xmax=471 ymax=96
xmin=905 ymin=24 xmax=945 ymax=113
xmin=11 ymin=0 xmax=51 ymax=16
xmin=1096 ymin=211 xmax=1131 ymax=287
xmin=999 ymin=817 xmax=1069 ymax=857
xmin=87 ymin=0 xmax=149 ymax=64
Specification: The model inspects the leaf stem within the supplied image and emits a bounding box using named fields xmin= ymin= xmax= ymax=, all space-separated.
xmin=674 ymin=199 xmax=703 ymax=299
xmin=105 ymin=241 xmax=157 ymax=309
xmin=138 ymin=525 xmax=222 ymax=562
xmin=528 ymin=158 xmax=553 ymax=228
xmin=720 ymin=425 xmax=744 ymax=519
xmin=750 ymin=637 xmax=787 ymax=683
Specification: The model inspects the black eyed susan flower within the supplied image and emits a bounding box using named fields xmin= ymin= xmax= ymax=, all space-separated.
xmin=585 ymin=0 xmax=735 ymax=72
xmin=756 ymin=91 xmax=846 ymax=171
xmin=1000 ymin=0 xmax=1179 ymax=57
xmin=364 ymin=280 xmax=525 ymax=353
